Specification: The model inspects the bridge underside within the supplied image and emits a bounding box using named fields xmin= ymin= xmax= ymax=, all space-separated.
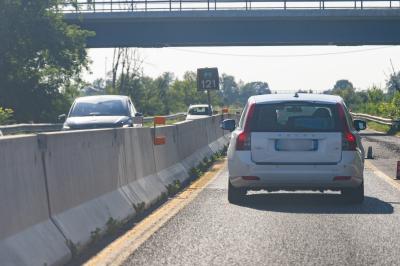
xmin=64 ymin=10 xmax=400 ymax=47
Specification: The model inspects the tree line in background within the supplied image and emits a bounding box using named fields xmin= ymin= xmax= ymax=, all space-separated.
xmin=0 ymin=1 xmax=399 ymax=125
xmin=323 ymin=77 xmax=400 ymax=119
xmin=84 ymin=48 xmax=271 ymax=116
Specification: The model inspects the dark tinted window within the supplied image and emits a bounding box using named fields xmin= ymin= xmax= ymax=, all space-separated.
xmin=70 ymin=99 xmax=129 ymax=117
xmin=250 ymin=102 xmax=340 ymax=132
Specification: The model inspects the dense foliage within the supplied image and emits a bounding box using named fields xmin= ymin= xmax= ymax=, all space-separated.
xmin=87 ymin=71 xmax=271 ymax=116
xmin=0 ymin=0 xmax=93 ymax=123
xmin=324 ymin=74 xmax=400 ymax=119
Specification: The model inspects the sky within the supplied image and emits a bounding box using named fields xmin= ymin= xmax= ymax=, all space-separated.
xmin=85 ymin=45 xmax=400 ymax=93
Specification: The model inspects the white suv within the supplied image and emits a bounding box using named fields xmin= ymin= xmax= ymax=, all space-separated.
xmin=221 ymin=94 xmax=366 ymax=204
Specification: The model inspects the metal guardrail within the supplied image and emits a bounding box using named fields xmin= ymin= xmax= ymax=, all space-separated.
xmin=0 ymin=113 xmax=188 ymax=136
xmin=59 ymin=0 xmax=400 ymax=13
xmin=142 ymin=112 xmax=186 ymax=123
xmin=0 ymin=124 xmax=63 ymax=136
xmin=351 ymin=112 xmax=400 ymax=127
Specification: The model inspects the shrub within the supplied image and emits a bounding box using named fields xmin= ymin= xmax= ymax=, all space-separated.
xmin=0 ymin=107 xmax=13 ymax=125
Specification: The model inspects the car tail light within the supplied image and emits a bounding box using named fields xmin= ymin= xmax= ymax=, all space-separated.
xmin=236 ymin=131 xmax=251 ymax=150
xmin=236 ymin=103 xmax=255 ymax=151
xmin=337 ymin=103 xmax=357 ymax=151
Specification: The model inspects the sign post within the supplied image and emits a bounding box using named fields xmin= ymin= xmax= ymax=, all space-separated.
xmin=197 ymin=68 xmax=219 ymax=116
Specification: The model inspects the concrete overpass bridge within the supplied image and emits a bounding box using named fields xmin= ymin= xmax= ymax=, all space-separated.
xmin=61 ymin=0 xmax=400 ymax=47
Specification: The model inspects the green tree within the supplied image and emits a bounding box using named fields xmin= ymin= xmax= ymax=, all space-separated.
xmin=0 ymin=0 xmax=93 ymax=122
xmin=220 ymin=74 xmax=240 ymax=106
xmin=239 ymin=81 xmax=271 ymax=104
xmin=0 ymin=107 xmax=13 ymax=125
xmin=386 ymin=72 xmax=400 ymax=95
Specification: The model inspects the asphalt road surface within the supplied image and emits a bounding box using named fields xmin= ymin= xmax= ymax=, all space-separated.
xmin=121 ymin=131 xmax=400 ymax=266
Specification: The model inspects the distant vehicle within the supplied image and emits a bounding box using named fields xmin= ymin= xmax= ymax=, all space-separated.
xmin=186 ymin=104 xmax=213 ymax=120
xmin=60 ymin=95 xmax=143 ymax=130
xmin=221 ymin=93 xmax=366 ymax=204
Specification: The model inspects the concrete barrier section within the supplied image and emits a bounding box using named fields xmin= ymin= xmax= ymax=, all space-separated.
xmin=0 ymin=136 xmax=70 ymax=266
xmin=153 ymin=125 xmax=187 ymax=185
xmin=119 ymin=127 xmax=166 ymax=209
xmin=176 ymin=119 xmax=212 ymax=171
xmin=41 ymin=130 xmax=134 ymax=249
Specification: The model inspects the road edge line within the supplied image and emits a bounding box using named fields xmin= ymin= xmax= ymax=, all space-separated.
xmin=83 ymin=159 xmax=227 ymax=266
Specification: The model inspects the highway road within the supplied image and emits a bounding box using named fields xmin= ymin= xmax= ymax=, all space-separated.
xmin=82 ymin=131 xmax=400 ymax=266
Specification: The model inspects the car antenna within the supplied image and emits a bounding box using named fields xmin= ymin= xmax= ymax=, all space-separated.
xmin=294 ymin=92 xmax=299 ymax=98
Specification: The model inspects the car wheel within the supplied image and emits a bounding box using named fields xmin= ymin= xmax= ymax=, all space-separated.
xmin=341 ymin=182 xmax=364 ymax=204
xmin=228 ymin=180 xmax=246 ymax=204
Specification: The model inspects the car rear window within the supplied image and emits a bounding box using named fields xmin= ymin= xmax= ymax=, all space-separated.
xmin=188 ymin=107 xmax=211 ymax=115
xmin=250 ymin=102 xmax=341 ymax=132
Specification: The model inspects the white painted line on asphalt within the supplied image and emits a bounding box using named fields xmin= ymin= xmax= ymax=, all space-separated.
xmin=365 ymin=160 xmax=400 ymax=191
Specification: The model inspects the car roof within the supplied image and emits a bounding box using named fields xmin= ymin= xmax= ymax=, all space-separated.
xmin=250 ymin=93 xmax=343 ymax=105
xmin=75 ymin=95 xmax=129 ymax=103
xmin=189 ymin=104 xmax=212 ymax=108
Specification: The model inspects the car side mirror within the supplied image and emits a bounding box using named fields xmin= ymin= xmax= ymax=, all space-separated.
xmin=220 ymin=119 xmax=236 ymax=132
xmin=135 ymin=112 xmax=143 ymax=117
xmin=354 ymin=119 xmax=366 ymax=131
xmin=58 ymin=114 xmax=66 ymax=122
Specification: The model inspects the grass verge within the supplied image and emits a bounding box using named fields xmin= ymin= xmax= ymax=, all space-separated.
xmin=367 ymin=121 xmax=400 ymax=136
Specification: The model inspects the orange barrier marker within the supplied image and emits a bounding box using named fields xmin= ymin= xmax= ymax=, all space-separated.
xmin=154 ymin=116 xmax=166 ymax=125
xmin=397 ymin=161 xmax=400 ymax=180
xmin=222 ymin=107 xmax=229 ymax=114
xmin=154 ymin=136 xmax=166 ymax=146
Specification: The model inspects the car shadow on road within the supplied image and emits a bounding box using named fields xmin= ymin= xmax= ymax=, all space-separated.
xmin=236 ymin=193 xmax=393 ymax=214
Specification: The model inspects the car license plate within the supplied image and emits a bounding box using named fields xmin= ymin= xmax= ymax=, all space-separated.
xmin=275 ymin=139 xmax=318 ymax=151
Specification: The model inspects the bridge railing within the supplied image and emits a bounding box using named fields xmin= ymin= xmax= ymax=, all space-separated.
xmin=59 ymin=0 xmax=400 ymax=13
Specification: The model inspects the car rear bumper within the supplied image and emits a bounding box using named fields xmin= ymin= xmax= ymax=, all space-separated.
xmin=228 ymin=151 xmax=364 ymax=190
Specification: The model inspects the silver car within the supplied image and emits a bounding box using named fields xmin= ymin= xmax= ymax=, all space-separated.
xmin=221 ymin=93 xmax=366 ymax=204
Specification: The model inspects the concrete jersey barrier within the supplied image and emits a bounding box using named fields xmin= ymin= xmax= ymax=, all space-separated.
xmin=0 ymin=115 xmax=233 ymax=265
xmin=0 ymin=136 xmax=70 ymax=266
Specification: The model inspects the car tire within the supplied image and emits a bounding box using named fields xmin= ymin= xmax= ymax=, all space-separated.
xmin=341 ymin=182 xmax=364 ymax=204
xmin=228 ymin=180 xmax=246 ymax=204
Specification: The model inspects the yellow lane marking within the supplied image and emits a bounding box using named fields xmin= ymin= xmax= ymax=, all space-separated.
xmin=365 ymin=160 xmax=400 ymax=191
xmin=84 ymin=159 xmax=227 ymax=266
